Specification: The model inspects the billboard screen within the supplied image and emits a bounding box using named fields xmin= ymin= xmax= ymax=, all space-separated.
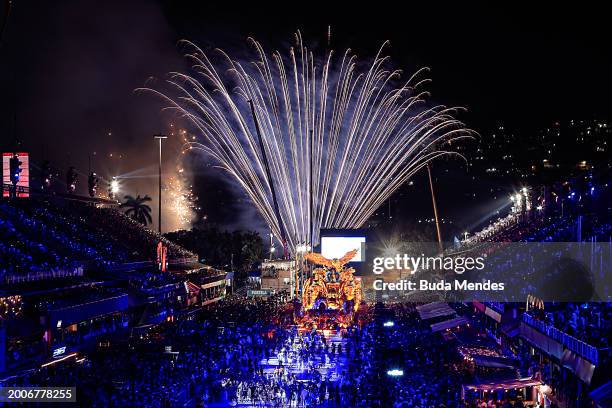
xmin=2 ymin=152 xmax=29 ymax=198
xmin=320 ymin=236 xmax=366 ymax=262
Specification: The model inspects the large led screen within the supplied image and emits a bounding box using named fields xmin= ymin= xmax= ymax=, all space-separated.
xmin=320 ymin=236 xmax=366 ymax=262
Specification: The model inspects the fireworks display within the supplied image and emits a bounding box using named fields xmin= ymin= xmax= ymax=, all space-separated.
xmin=146 ymin=32 xmax=474 ymax=252
xmin=163 ymin=171 xmax=198 ymax=231
xmin=161 ymin=127 xmax=199 ymax=231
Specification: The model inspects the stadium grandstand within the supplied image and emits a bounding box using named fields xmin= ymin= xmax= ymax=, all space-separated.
xmin=0 ymin=192 xmax=229 ymax=374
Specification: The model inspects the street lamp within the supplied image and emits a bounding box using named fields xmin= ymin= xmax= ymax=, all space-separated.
xmin=295 ymin=243 xmax=311 ymax=298
xmin=154 ymin=134 xmax=168 ymax=233
xmin=269 ymin=231 xmax=276 ymax=259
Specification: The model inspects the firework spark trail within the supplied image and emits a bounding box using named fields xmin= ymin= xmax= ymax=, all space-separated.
xmin=142 ymin=32 xmax=475 ymax=254
xmin=162 ymin=129 xmax=199 ymax=231
xmin=164 ymin=173 xmax=198 ymax=231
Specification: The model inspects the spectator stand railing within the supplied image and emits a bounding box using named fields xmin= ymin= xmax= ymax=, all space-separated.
xmin=523 ymin=312 xmax=598 ymax=364
xmin=4 ymin=266 xmax=84 ymax=284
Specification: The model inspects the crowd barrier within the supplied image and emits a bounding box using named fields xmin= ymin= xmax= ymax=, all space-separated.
xmin=523 ymin=312 xmax=598 ymax=364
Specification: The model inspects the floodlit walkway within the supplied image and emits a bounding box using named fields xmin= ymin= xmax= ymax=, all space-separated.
xmin=259 ymin=331 xmax=349 ymax=381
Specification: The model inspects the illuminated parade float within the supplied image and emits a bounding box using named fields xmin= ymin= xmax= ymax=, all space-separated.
xmin=296 ymin=249 xmax=364 ymax=331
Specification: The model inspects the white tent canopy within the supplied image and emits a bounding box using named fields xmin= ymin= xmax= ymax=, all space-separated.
xmin=416 ymin=302 xmax=456 ymax=320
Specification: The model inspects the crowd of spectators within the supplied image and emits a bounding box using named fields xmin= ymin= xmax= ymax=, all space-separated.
xmin=462 ymin=213 xmax=524 ymax=245
xmin=126 ymin=269 xmax=183 ymax=292
xmin=529 ymin=302 xmax=610 ymax=349
xmin=82 ymin=207 xmax=197 ymax=263
xmin=0 ymin=191 xmax=608 ymax=407
xmin=521 ymin=216 xmax=610 ymax=242
xmin=444 ymin=210 xmax=611 ymax=305
xmin=0 ymin=202 xmax=88 ymax=281
xmin=0 ymin=297 xmax=512 ymax=406
xmin=3 ymin=293 xmax=603 ymax=407
xmin=2 ymin=295 xmax=290 ymax=407
xmin=0 ymin=198 xmax=197 ymax=282
xmin=379 ymin=303 xmax=468 ymax=407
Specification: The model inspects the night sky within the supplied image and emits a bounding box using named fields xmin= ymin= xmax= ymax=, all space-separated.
xmin=1 ymin=2 xmax=610 ymax=235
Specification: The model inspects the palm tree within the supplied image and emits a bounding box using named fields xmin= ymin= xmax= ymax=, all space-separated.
xmin=120 ymin=194 xmax=153 ymax=226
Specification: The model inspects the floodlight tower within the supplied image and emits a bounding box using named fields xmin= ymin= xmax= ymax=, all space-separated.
xmin=154 ymin=134 xmax=168 ymax=233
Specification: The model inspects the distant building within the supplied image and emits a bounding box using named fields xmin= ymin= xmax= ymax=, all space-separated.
xmin=260 ymin=259 xmax=297 ymax=296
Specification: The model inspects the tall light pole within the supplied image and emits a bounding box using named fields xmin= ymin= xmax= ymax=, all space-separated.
xmin=426 ymin=163 xmax=443 ymax=254
xmin=154 ymin=134 xmax=168 ymax=233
